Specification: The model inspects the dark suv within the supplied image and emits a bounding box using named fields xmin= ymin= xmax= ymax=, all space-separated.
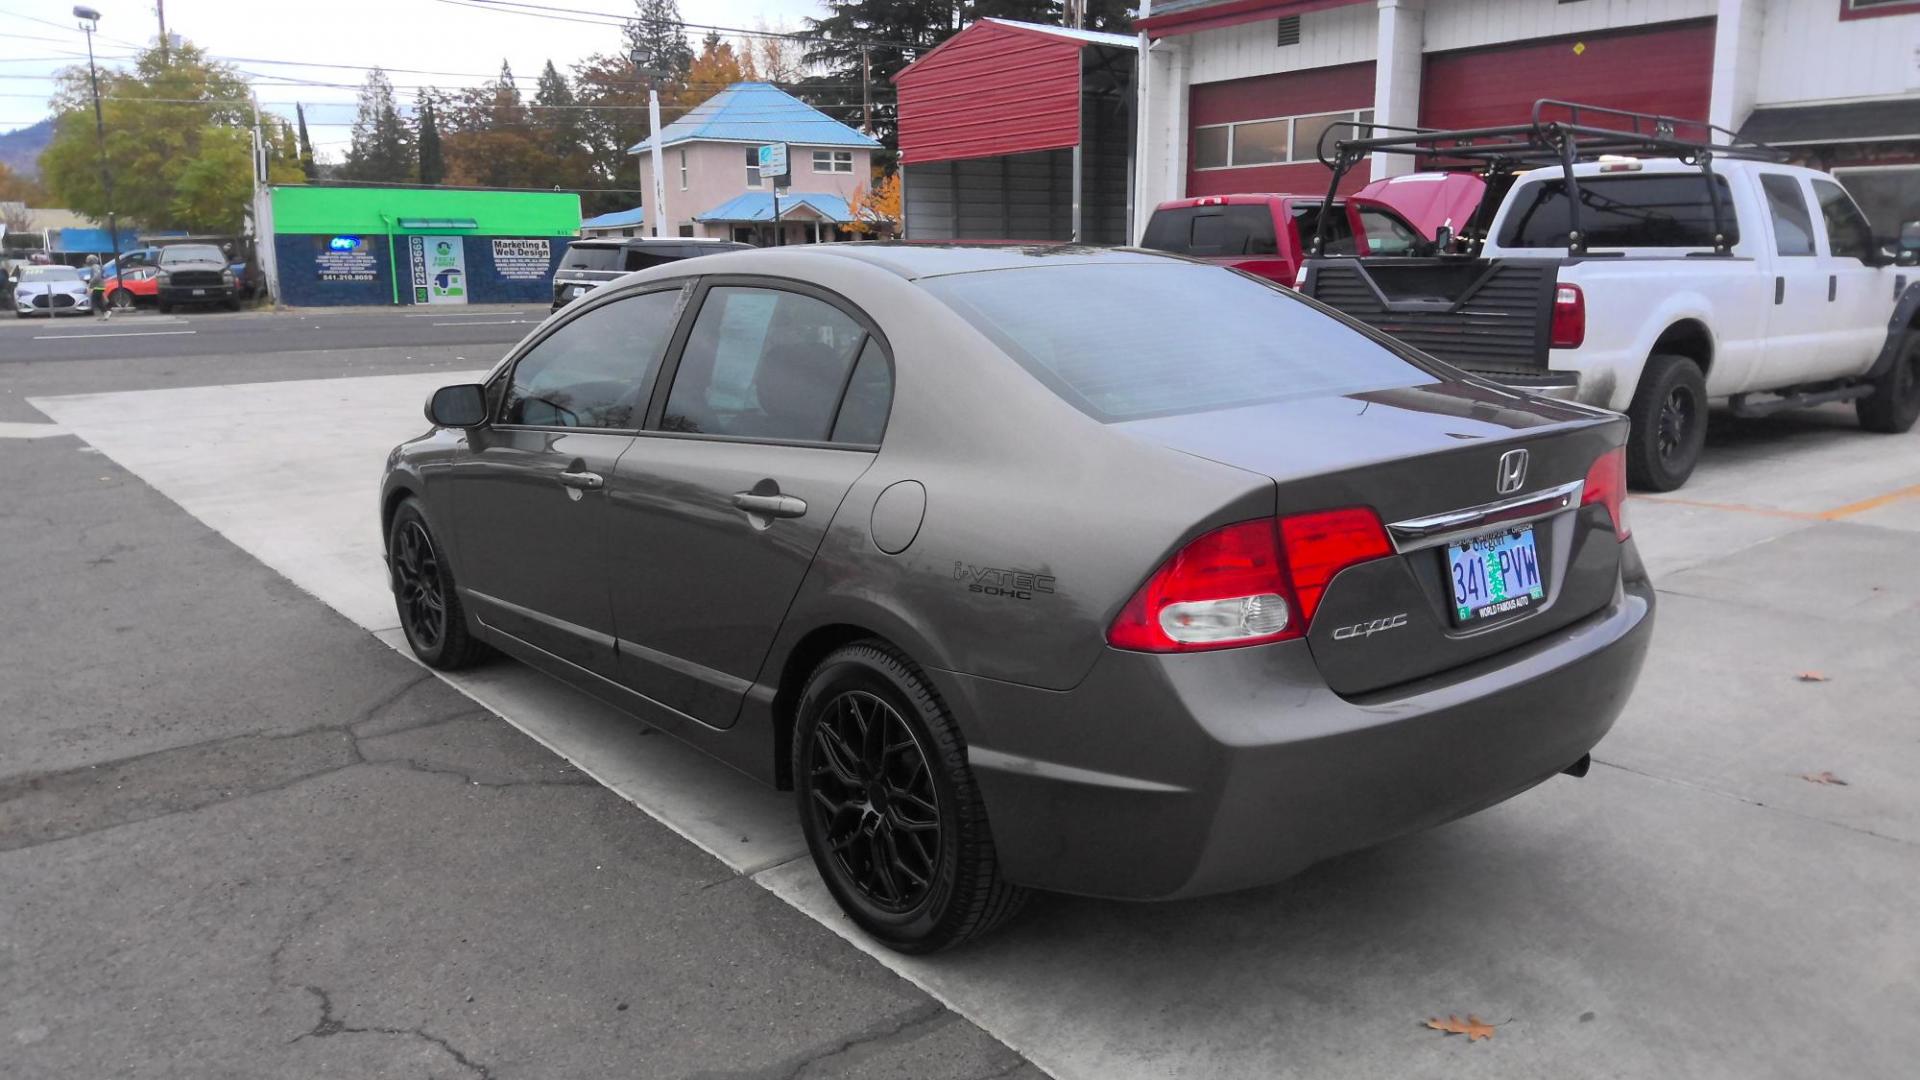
xmin=156 ymin=243 xmax=239 ymax=312
xmin=551 ymin=237 xmax=748 ymax=310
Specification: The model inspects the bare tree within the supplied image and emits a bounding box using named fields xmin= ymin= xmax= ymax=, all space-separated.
xmin=744 ymin=20 xmax=812 ymax=84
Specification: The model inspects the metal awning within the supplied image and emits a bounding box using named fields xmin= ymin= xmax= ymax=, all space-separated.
xmin=1739 ymin=98 xmax=1920 ymax=147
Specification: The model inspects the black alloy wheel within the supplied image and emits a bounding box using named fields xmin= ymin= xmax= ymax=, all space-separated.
xmin=386 ymin=498 xmax=488 ymax=670
xmin=1858 ymin=332 xmax=1920 ymax=434
xmin=1626 ymin=353 xmax=1709 ymax=491
xmin=795 ymin=642 xmax=1027 ymax=952
xmin=807 ymin=690 xmax=942 ymax=914
xmin=392 ymin=520 xmax=447 ymax=652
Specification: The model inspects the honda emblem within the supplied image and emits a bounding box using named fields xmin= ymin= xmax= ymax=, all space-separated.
xmin=1496 ymin=449 xmax=1529 ymax=495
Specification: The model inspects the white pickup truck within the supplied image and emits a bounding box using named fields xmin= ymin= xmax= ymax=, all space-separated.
xmin=1301 ymin=146 xmax=1920 ymax=490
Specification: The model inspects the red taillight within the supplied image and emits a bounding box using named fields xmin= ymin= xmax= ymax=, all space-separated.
xmin=1107 ymin=508 xmax=1392 ymax=653
xmin=1550 ymin=283 xmax=1585 ymax=349
xmin=1583 ymin=446 xmax=1631 ymax=541
xmin=1279 ymin=507 xmax=1393 ymax=625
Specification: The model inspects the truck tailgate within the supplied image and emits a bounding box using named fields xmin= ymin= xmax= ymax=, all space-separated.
xmin=1303 ymin=258 xmax=1562 ymax=383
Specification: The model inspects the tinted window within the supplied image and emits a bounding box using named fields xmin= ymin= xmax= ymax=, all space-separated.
xmin=831 ymin=338 xmax=892 ymax=445
xmin=662 ymin=287 xmax=868 ymax=441
xmin=501 ymin=289 xmax=683 ymax=428
xmin=562 ymin=244 xmax=623 ymax=271
xmin=160 ymin=244 xmax=227 ymax=265
xmin=1812 ymin=179 xmax=1876 ymax=263
xmin=1499 ymin=174 xmax=1739 ymax=249
xmin=1141 ymin=206 xmax=1277 ymax=257
xmin=1760 ymin=174 xmax=1816 ymax=257
xmin=1292 ymin=202 xmax=1356 ymax=254
xmin=923 ymin=263 xmax=1430 ymax=422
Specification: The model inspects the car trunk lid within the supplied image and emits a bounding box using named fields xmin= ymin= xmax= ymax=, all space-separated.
xmin=1116 ymin=380 xmax=1628 ymax=695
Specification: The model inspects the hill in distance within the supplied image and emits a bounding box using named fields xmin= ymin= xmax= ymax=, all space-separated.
xmin=0 ymin=119 xmax=55 ymax=180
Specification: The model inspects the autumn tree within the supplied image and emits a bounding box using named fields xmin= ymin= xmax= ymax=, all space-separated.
xmin=342 ymin=67 xmax=413 ymax=183
xmin=0 ymin=160 xmax=43 ymax=204
xmin=671 ymin=36 xmax=752 ymax=110
xmin=571 ymin=52 xmax=651 ymax=215
xmin=743 ymin=20 xmax=812 ymax=84
xmin=40 ymin=39 xmax=301 ymax=232
xmin=845 ymin=171 xmax=900 ymax=235
xmin=443 ymin=61 xmax=548 ymax=189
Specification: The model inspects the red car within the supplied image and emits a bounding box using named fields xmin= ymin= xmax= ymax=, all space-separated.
xmin=1140 ymin=173 xmax=1486 ymax=287
xmin=101 ymin=248 xmax=163 ymax=310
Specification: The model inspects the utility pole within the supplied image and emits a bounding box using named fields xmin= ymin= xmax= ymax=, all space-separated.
xmin=74 ymin=6 xmax=119 ymax=291
xmin=860 ymin=47 xmax=872 ymax=136
xmin=631 ymin=49 xmax=668 ymax=239
xmin=155 ymin=0 xmax=168 ymax=58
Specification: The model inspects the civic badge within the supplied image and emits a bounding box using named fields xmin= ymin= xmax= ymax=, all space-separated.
xmin=1496 ymin=448 xmax=1529 ymax=495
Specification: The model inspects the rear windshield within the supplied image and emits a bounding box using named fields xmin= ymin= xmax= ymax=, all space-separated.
xmin=160 ymin=245 xmax=226 ymax=265
xmin=922 ymin=262 xmax=1432 ymax=422
xmin=562 ymin=244 xmax=623 ymax=271
xmin=1498 ymin=174 xmax=1739 ymax=249
xmin=1291 ymin=203 xmax=1359 ymax=255
xmin=1141 ymin=205 xmax=1279 ymax=257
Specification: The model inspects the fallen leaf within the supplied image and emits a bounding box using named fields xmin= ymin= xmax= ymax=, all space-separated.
xmin=1425 ymin=1014 xmax=1495 ymax=1042
xmin=1799 ymin=771 xmax=1849 ymax=786
xmin=1795 ymin=672 xmax=1830 ymax=683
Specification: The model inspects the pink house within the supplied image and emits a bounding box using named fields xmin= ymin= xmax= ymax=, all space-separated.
xmin=630 ymin=82 xmax=884 ymax=246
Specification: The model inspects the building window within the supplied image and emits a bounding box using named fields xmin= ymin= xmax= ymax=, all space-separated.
xmin=1194 ymin=108 xmax=1374 ymax=170
xmin=745 ymin=147 xmax=762 ymax=187
xmin=812 ymin=150 xmax=854 ymax=173
xmin=1841 ymin=0 xmax=1920 ymax=20
xmin=679 ymin=149 xmax=688 ymax=191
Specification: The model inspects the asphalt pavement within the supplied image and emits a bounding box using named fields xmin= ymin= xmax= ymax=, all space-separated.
xmin=0 ymin=312 xmax=1041 ymax=1080
xmin=5 ymin=306 xmax=1919 ymax=1079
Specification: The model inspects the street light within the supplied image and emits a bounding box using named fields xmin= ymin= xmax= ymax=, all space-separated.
xmin=629 ymin=48 xmax=668 ymax=240
xmin=74 ymin=5 xmax=120 ymax=302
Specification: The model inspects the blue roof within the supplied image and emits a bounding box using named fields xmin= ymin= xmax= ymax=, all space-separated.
xmin=629 ymin=83 xmax=881 ymax=153
xmin=49 ymin=227 xmax=140 ymax=254
xmin=695 ymin=191 xmax=855 ymax=224
xmin=581 ymin=206 xmax=644 ymax=229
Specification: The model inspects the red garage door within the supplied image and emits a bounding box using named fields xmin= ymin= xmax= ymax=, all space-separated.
xmin=1421 ymin=20 xmax=1716 ymax=132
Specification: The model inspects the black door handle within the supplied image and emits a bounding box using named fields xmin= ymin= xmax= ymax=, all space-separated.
xmin=1828 ymin=274 xmax=1837 ymax=302
xmin=1774 ymin=276 xmax=1784 ymax=305
xmin=732 ymin=492 xmax=807 ymax=519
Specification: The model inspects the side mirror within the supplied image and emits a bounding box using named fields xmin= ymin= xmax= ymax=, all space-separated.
xmin=425 ymin=383 xmax=488 ymax=428
xmin=1897 ymin=222 xmax=1920 ymax=267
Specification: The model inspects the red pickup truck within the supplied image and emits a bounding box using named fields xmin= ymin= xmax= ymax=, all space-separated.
xmin=1140 ymin=172 xmax=1485 ymax=286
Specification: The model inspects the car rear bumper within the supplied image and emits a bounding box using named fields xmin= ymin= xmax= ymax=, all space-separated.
xmin=930 ymin=549 xmax=1655 ymax=901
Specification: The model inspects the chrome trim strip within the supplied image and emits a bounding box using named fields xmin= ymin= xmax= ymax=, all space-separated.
xmin=1387 ymin=478 xmax=1586 ymax=553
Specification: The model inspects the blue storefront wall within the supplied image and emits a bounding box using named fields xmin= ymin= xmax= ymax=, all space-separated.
xmin=274 ymin=233 xmax=568 ymax=306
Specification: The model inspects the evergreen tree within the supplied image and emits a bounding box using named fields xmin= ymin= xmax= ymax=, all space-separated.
xmin=294 ymin=102 xmax=317 ymax=180
xmin=532 ymin=60 xmax=585 ymax=168
xmin=342 ymin=67 xmax=413 ymax=183
xmin=415 ymin=90 xmax=446 ymax=185
xmin=625 ymin=0 xmax=694 ymax=81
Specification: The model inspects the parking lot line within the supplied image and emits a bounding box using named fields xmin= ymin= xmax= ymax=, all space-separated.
xmin=1635 ymin=495 xmax=1818 ymax=520
xmin=32 ymin=329 xmax=198 ymax=340
xmin=1817 ymin=482 xmax=1920 ymax=521
xmin=430 ymin=319 xmax=533 ymax=327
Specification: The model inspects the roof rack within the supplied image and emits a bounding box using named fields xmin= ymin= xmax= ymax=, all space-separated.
xmin=1307 ymin=100 xmax=1788 ymax=259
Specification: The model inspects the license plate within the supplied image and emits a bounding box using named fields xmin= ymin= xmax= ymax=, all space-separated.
xmin=192 ymin=288 xmax=206 ymax=296
xmin=569 ymin=285 xmax=588 ymax=298
xmin=1447 ymin=526 xmax=1544 ymax=625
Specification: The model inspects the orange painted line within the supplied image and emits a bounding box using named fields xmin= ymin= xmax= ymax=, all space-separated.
xmin=1635 ymin=496 xmax=1818 ymax=521
xmin=1817 ymin=483 xmax=1920 ymax=521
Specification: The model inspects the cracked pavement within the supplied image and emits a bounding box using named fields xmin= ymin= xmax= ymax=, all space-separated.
xmin=0 ymin=340 xmax=1044 ymax=1079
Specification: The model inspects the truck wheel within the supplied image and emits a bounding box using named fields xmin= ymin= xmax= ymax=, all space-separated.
xmin=1625 ymin=354 xmax=1708 ymax=492
xmin=1856 ymin=332 xmax=1920 ymax=434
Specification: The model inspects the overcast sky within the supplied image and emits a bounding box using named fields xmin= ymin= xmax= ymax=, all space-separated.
xmin=1 ymin=0 xmax=829 ymax=156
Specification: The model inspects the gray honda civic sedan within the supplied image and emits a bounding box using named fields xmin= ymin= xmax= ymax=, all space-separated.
xmin=382 ymin=244 xmax=1654 ymax=952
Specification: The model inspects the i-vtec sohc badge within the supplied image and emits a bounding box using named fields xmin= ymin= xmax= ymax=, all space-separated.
xmin=1332 ymin=613 xmax=1408 ymax=641
xmin=954 ymin=562 xmax=1056 ymax=601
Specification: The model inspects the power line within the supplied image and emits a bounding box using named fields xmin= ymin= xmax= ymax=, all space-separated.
xmin=431 ymin=0 xmax=930 ymax=52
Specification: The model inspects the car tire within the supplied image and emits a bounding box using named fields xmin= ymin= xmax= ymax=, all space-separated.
xmin=108 ymin=289 xmax=134 ymax=311
xmin=387 ymin=497 xmax=489 ymax=670
xmin=223 ymin=297 xmax=241 ymax=312
xmin=157 ymin=301 xmax=172 ymax=314
xmin=1857 ymin=331 xmax=1920 ymax=435
xmin=794 ymin=641 xmax=1027 ymax=953
xmin=1625 ymin=353 xmax=1709 ymax=492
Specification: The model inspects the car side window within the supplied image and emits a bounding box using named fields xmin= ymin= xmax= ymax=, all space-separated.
xmin=500 ymin=288 xmax=683 ymax=429
xmin=830 ymin=337 xmax=892 ymax=445
xmin=1760 ymin=174 xmax=1816 ymax=257
xmin=1358 ymin=208 xmax=1420 ymax=255
xmin=1811 ymin=178 xmax=1876 ymax=264
xmin=661 ymin=286 xmax=869 ymax=442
